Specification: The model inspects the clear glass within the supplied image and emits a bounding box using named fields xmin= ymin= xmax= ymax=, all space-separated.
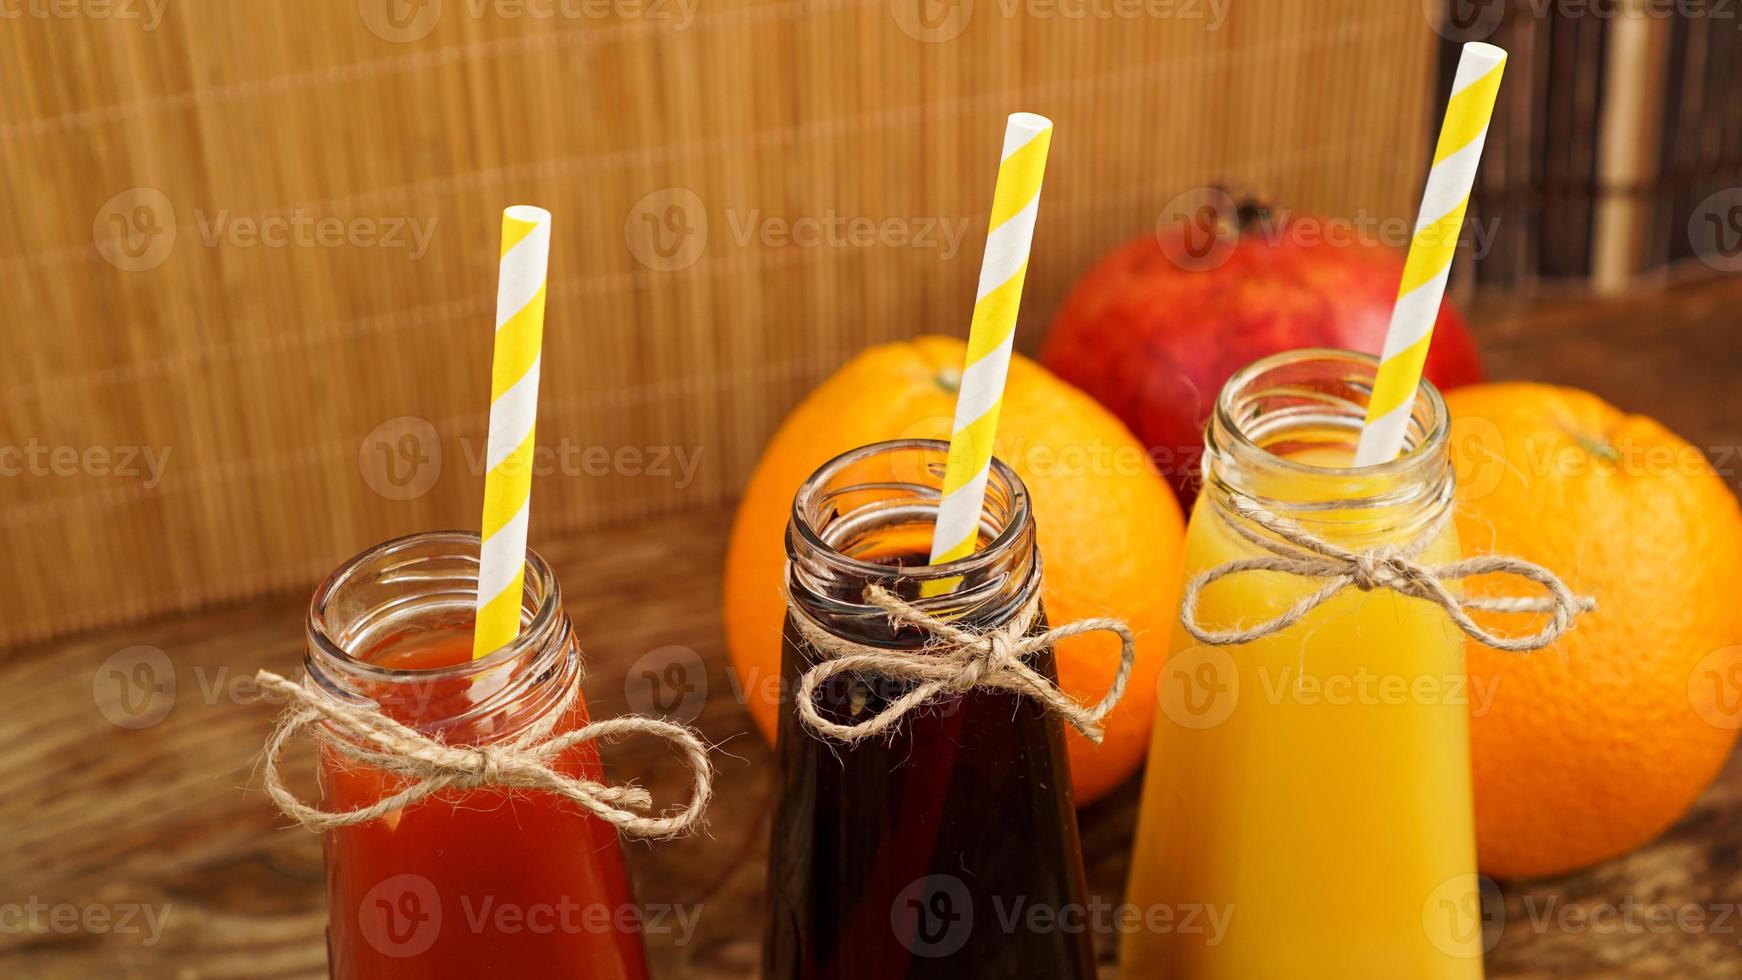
xmin=764 ymin=440 xmax=1096 ymax=979
xmin=306 ymin=531 xmax=647 ymax=980
xmin=1120 ymin=350 xmax=1483 ymax=978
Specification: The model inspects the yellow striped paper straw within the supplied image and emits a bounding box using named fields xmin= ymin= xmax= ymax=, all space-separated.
xmin=474 ymin=205 xmax=552 ymax=659
xmin=929 ymin=112 xmax=1053 ymax=569
xmin=1355 ymin=42 xmax=1506 ymax=467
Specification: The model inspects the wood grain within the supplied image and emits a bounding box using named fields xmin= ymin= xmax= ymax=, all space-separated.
xmin=4 ymin=278 xmax=1742 ymax=977
xmin=0 ymin=0 xmax=1441 ymax=647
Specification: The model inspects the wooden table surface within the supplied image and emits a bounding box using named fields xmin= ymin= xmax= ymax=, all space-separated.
xmin=5 ymin=278 xmax=1742 ymax=979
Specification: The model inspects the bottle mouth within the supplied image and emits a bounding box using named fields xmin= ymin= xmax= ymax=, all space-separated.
xmin=789 ymin=439 xmax=1031 ymax=582
xmin=305 ymin=530 xmax=563 ymax=686
xmin=1205 ymin=348 xmax=1453 ymax=527
xmin=1211 ymin=347 xmax=1449 ymax=477
xmin=786 ymin=439 xmax=1037 ymax=624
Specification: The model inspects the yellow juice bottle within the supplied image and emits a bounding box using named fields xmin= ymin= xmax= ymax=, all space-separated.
xmin=1121 ymin=350 xmax=1484 ymax=978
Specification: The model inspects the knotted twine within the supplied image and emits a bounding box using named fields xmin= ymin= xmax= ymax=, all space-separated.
xmin=255 ymin=669 xmax=712 ymax=839
xmin=790 ymin=586 xmax=1136 ymax=744
xmin=1179 ymin=494 xmax=1595 ymax=651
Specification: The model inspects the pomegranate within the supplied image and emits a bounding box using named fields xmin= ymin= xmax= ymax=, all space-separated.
xmin=1041 ymin=195 xmax=1483 ymax=505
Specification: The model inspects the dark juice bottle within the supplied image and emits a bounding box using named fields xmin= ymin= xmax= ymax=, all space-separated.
xmin=763 ymin=440 xmax=1097 ymax=980
xmin=306 ymin=532 xmax=648 ymax=980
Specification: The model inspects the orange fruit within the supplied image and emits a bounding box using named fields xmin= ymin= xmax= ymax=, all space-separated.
xmin=724 ymin=337 xmax=1185 ymax=804
xmin=1447 ymin=383 xmax=1742 ymax=879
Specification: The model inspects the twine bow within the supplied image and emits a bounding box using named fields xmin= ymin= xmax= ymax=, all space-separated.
xmin=255 ymin=669 xmax=712 ymax=839
xmin=1180 ymin=495 xmax=1595 ymax=652
xmin=791 ymin=586 xmax=1135 ymax=744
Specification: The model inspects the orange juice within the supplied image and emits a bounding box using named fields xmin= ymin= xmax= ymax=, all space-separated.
xmin=1121 ymin=351 xmax=1484 ymax=977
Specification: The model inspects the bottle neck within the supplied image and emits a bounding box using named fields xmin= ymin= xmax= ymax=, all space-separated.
xmin=1201 ymin=349 xmax=1453 ymax=545
xmin=303 ymin=530 xmax=576 ymax=743
xmin=785 ymin=440 xmax=1039 ymax=647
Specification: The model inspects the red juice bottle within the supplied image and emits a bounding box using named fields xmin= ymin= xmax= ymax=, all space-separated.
xmin=305 ymin=532 xmax=648 ymax=980
xmin=763 ymin=440 xmax=1098 ymax=979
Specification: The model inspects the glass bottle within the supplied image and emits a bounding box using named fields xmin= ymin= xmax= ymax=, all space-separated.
xmin=1121 ymin=349 xmax=1483 ymax=977
xmin=305 ymin=531 xmax=648 ymax=980
xmin=764 ymin=439 xmax=1097 ymax=980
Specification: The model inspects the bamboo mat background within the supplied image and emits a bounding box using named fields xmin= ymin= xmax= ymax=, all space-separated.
xmin=0 ymin=0 xmax=1438 ymax=647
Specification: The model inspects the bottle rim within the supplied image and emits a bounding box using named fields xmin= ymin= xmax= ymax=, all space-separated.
xmin=1210 ymin=347 xmax=1450 ymax=479
xmin=305 ymin=529 xmax=563 ymax=684
xmin=788 ymin=438 xmax=1032 ymax=583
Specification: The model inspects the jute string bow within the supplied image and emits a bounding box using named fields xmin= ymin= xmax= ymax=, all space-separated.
xmin=1180 ymin=494 xmax=1595 ymax=651
xmin=791 ymin=585 xmax=1135 ymax=744
xmin=255 ymin=669 xmax=712 ymax=839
